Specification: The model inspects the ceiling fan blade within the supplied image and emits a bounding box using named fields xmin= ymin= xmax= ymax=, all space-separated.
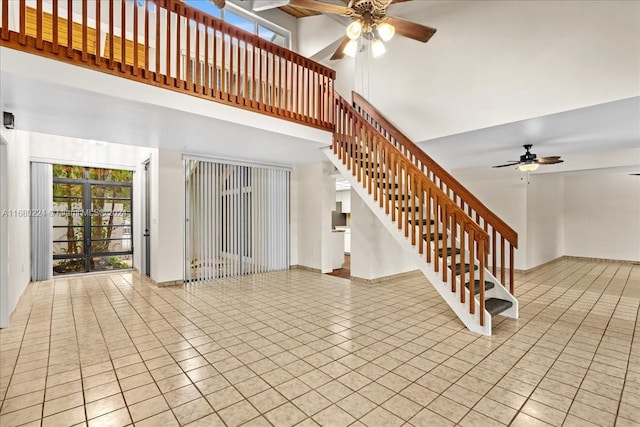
xmin=289 ymin=0 xmax=352 ymax=15
xmin=330 ymin=36 xmax=351 ymax=60
xmin=385 ymin=16 xmax=437 ymax=43
xmin=493 ymin=162 xmax=522 ymax=168
xmin=536 ymin=156 xmax=563 ymax=165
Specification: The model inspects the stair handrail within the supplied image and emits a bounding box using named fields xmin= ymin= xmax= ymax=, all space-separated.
xmin=351 ymin=91 xmax=517 ymax=293
xmin=334 ymin=92 xmax=491 ymax=326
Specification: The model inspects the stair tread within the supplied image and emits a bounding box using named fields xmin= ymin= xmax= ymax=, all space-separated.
xmin=438 ymin=247 xmax=461 ymax=257
xmin=485 ymin=298 xmax=513 ymax=316
xmin=448 ymin=263 xmax=478 ymax=275
xmin=465 ymin=280 xmax=495 ymax=295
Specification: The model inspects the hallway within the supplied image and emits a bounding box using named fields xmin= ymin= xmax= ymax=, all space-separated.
xmin=0 ymin=259 xmax=638 ymax=426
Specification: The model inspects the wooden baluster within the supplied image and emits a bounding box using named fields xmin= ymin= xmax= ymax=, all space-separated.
xmin=372 ymin=138 xmax=378 ymax=200
xmin=384 ymin=148 xmax=390 ymax=215
xmin=95 ymin=0 xmax=101 ymax=65
xmin=479 ymin=243 xmax=485 ymax=326
xmin=66 ymin=0 xmax=73 ymax=56
xmin=509 ymin=244 xmax=514 ymax=294
xmin=144 ymin=0 xmax=150 ymax=76
xmin=445 ymin=207 xmax=451 ymax=286
xmin=367 ymin=131 xmax=373 ymax=193
xmin=120 ymin=0 xmax=126 ymax=69
xmin=204 ymin=21 xmax=210 ymax=95
xmin=469 ymin=229 xmax=475 ymax=314
xmin=403 ymin=165 xmax=409 ymax=236
xmin=390 ymin=153 xmax=396 ymax=222
xmin=36 ymin=0 xmax=43 ymax=49
xmin=230 ymin=33 xmax=235 ymax=101
xmin=418 ymin=181 xmax=424 ymax=254
xmin=284 ymin=53 xmax=290 ymax=115
xmin=1 ymin=0 xmax=9 ymax=41
xmin=237 ymin=34 xmax=241 ymax=101
xmin=425 ymin=188 xmax=431 ymax=263
xmin=334 ymin=103 xmax=340 ymax=157
xmin=492 ymin=228 xmax=497 ymax=277
xmin=379 ymin=147 xmax=384 ymax=208
xmin=166 ymin=2 xmax=172 ymax=81
xmin=133 ymin=0 xmax=140 ymax=73
xmin=213 ymin=26 xmax=218 ymax=96
xmin=460 ymin=220 xmax=465 ymax=302
xmin=109 ymin=0 xmax=114 ymax=68
xmin=244 ymin=39 xmax=249 ymax=104
xmin=175 ymin=5 xmax=181 ymax=87
xmin=501 ymin=236 xmax=506 ymax=287
xmin=18 ymin=0 xmax=26 ymax=45
xmin=433 ymin=198 xmax=439 ymax=273
xmin=186 ymin=13 xmax=192 ymax=89
xmin=411 ymin=175 xmax=416 ymax=246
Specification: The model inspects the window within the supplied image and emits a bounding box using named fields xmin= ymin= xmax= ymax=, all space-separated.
xmin=184 ymin=0 xmax=290 ymax=48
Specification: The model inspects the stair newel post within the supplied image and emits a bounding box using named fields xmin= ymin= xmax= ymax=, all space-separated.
xmin=334 ymin=102 xmax=340 ymax=157
xmin=469 ymin=228 xmax=476 ymax=314
xmin=492 ymin=228 xmax=497 ymax=277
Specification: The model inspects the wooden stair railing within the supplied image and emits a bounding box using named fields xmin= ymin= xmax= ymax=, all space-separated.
xmin=0 ymin=0 xmax=335 ymax=131
xmin=351 ymin=91 xmax=518 ymax=294
xmin=334 ymin=93 xmax=492 ymax=327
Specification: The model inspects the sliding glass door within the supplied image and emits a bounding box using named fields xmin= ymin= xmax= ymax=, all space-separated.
xmin=52 ymin=165 xmax=133 ymax=275
xmin=185 ymin=158 xmax=289 ymax=282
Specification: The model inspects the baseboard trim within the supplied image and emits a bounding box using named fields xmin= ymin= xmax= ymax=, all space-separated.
xmin=513 ymin=255 xmax=639 ymax=275
xmin=290 ymin=265 xmax=322 ymax=274
xmin=350 ymin=269 xmax=422 ymax=284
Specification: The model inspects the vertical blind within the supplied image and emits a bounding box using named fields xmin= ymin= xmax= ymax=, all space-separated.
xmin=31 ymin=162 xmax=53 ymax=281
xmin=184 ymin=158 xmax=290 ymax=282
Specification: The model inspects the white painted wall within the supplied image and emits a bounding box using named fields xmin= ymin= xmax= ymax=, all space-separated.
xmin=0 ymin=136 xmax=8 ymax=327
xmin=0 ymin=128 xmax=31 ymax=326
xmin=300 ymin=1 xmax=640 ymax=141
xmin=350 ymin=189 xmax=416 ymax=280
xmin=526 ymin=173 xmax=564 ymax=268
xmin=150 ymin=150 xmax=185 ymax=284
xmin=564 ymin=173 xmax=640 ymax=262
xmin=451 ymin=167 xmax=527 ymax=269
xmin=290 ymin=162 xmax=334 ymax=272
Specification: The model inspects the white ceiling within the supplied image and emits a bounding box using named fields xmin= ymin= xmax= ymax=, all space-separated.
xmin=418 ymin=96 xmax=640 ymax=172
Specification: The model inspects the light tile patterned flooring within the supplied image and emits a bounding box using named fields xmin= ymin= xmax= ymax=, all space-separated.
xmin=0 ymin=258 xmax=638 ymax=427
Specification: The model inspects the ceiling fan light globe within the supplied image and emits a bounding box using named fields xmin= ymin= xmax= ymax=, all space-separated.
xmin=343 ymin=39 xmax=358 ymax=57
xmin=518 ymin=163 xmax=539 ymax=172
xmin=346 ymin=21 xmax=362 ymax=40
xmin=371 ymin=38 xmax=386 ymax=57
xmin=377 ymin=22 xmax=395 ymax=41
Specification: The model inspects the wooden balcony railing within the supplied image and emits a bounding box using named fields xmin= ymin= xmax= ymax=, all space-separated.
xmin=0 ymin=0 xmax=335 ymax=130
xmin=334 ymin=93 xmax=490 ymax=326
xmin=351 ymin=92 xmax=518 ymax=294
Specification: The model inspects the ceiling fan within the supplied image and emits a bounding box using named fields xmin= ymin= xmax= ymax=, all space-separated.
xmin=493 ymin=144 xmax=564 ymax=172
xmin=288 ymin=0 xmax=437 ymax=60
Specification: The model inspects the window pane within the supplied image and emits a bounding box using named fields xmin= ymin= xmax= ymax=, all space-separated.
xmin=53 ymin=183 xmax=83 ymax=203
xmin=184 ymin=0 xmax=221 ymax=18
xmin=53 ymin=240 xmax=85 ymax=256
xmin=225 ymin=11 xmax=255 ymax=33
xmin=89 ymin=168 xmax=133 ymax=182
xmin=53 ymin=164 xmax=84 ymax=180
xmin=53 ymin=225 xmax=84 ymax=245
xmin=258 ymin=25 xmax=286 ymax=46
xmin=91 ymin=185 xmax=132 ymax=199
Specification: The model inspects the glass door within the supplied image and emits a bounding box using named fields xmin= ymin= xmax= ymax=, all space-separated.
xmin=52 ymin=165 xmax=133 ymax=275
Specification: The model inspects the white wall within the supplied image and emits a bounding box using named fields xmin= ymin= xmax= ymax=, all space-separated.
xmin=451 ymin=167 xmax=527 ymax=269
xmin=526 ymin=174 xmax=564 ymax=268
xmin=150 ymin=150 xmax=185 ymax=284
xmin=564 ymin=173 xmax=640 ymax=262
xmin=0 ymin=128 xmax=31 ymax=326
xmin=350 ymin=190 xmax=416 ymax=281
xmin=290 ymin=162 xmax=334 ymax=272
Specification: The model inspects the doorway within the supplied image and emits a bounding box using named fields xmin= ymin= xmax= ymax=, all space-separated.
xmin=52 ymin=164 xmax=134 ymax=275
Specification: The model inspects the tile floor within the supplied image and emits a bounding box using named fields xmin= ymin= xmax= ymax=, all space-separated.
xmin=0 ymin=258 xmax=638 ymax=426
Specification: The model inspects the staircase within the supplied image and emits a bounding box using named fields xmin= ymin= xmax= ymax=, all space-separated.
xmin=324 ymin=93 xmax=518 ymax=335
